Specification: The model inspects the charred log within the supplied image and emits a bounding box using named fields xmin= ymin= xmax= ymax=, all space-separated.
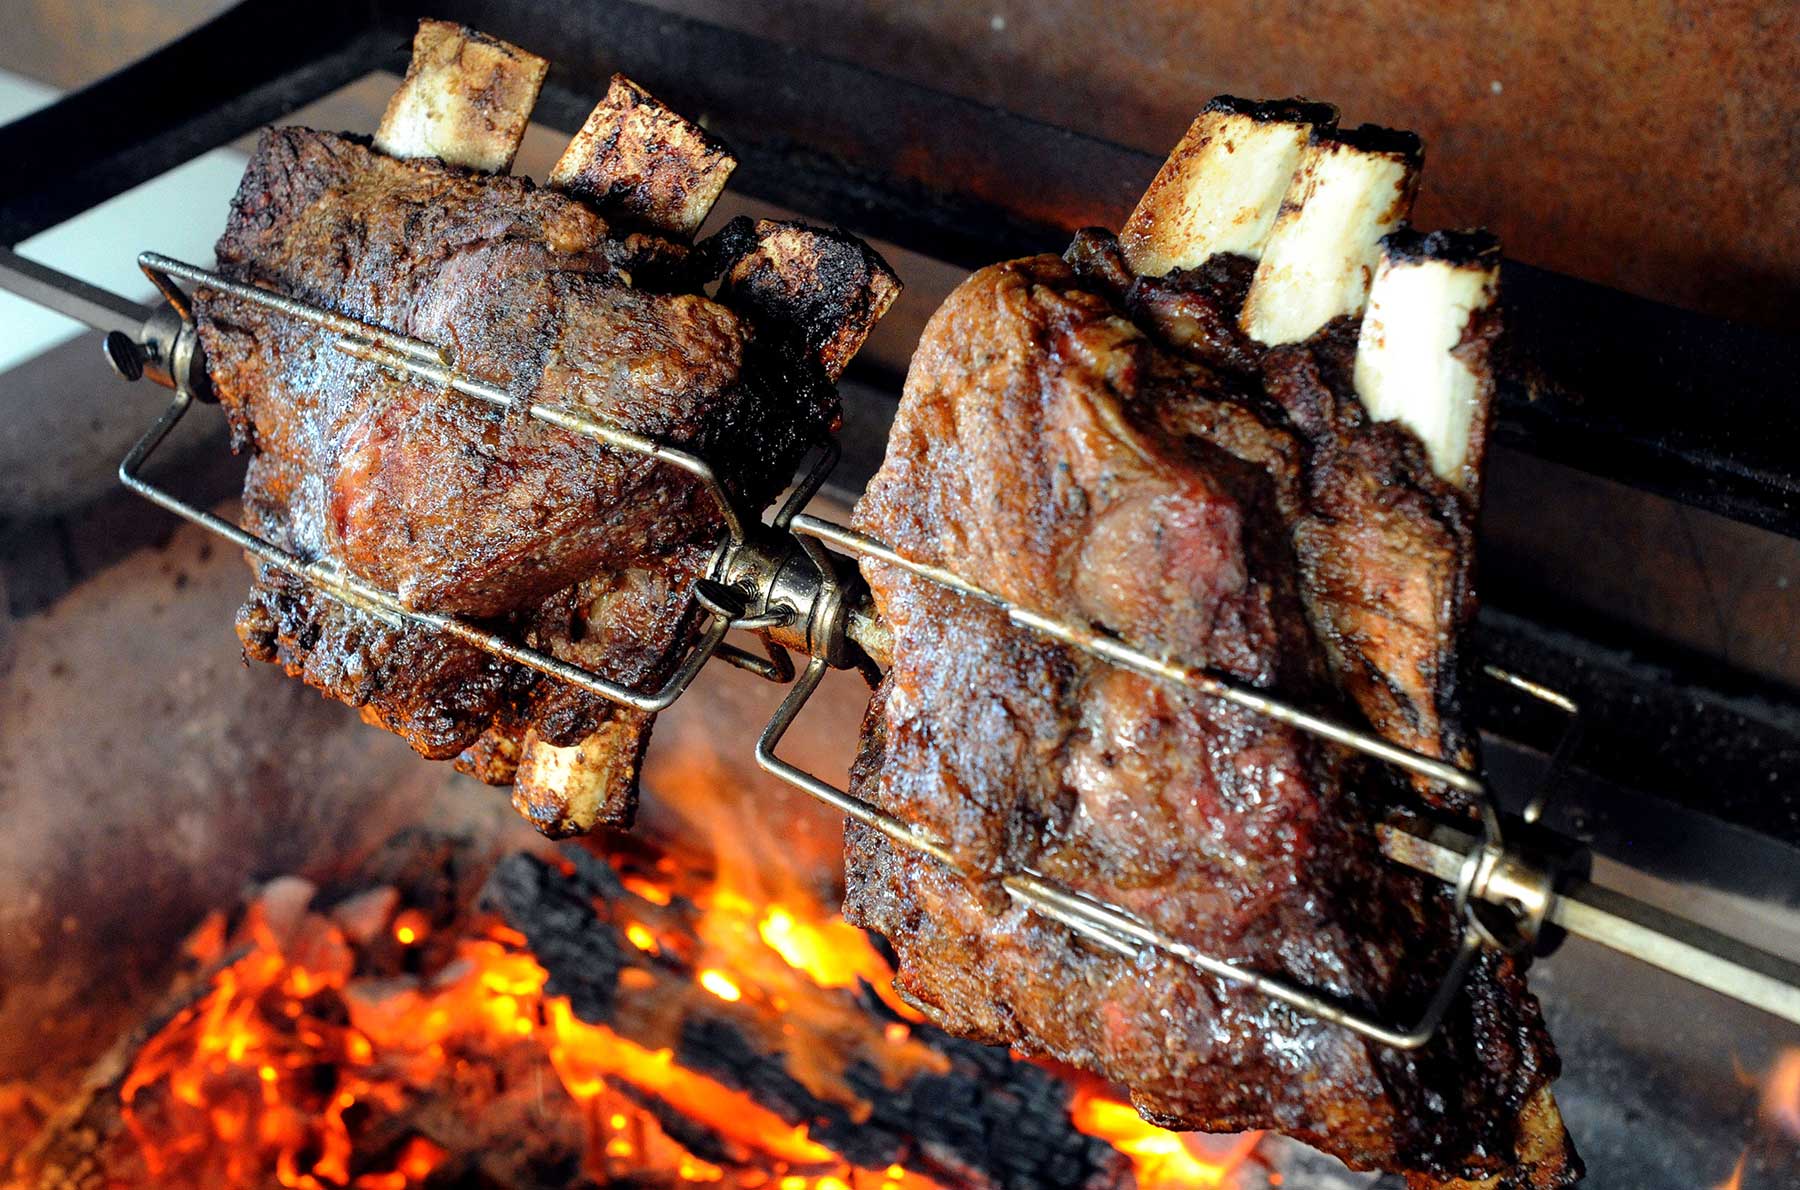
xmin=481 ymin=848 xmax=1134 ymax=1190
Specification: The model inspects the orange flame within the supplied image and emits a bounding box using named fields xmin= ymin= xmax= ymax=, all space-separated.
xmin=1760 ymin=1047 xmax=1800 ymax=1140
xmin=112 ymin=871 xmax=950 ymax=1190
xmin=113 ymin=853 xmax=1265 ymax=1190
xmin=1714 ymin=1152 xmax=1746 ymax=1190
xmin=1071 ymin=1090 xmax=1262 ymax=1189
xmin=759 ymin=905 xmax=893 ymax=990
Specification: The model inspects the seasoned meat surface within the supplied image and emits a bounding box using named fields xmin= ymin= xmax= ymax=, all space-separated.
xmin=846 ymin=250 xmax=1574 ymax=1187
xmin=203 ymin=128 xmax=831 ymax=619
xmin=197 ymin=127 xmax=842 ymax=811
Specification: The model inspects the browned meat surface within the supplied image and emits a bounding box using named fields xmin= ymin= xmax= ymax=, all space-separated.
xmin=203 ymin=128 xmax=830 ymax=619
xmin=846 ymin=250 xmax=1575 ymax=1187
xmin=197 ymin=124 xmax=890 ymax=825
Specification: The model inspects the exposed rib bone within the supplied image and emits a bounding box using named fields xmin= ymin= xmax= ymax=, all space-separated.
xmin=1240 ymin=125 xmax=1421 ymax=345
xmin=551 ymin=75 xmax=737 ymax=238
xmin=718 ymin=219 xmax=902 ymax=380
xmin=1120 ymin=97 xmax=1336 ymax=277
xmin=511 ymin=719 xmax=649 ymax=838
xmin=374 ymin=20 xmax=547 ymax=173
xmin=1353 ymin=229 xmax=1501 ymax=489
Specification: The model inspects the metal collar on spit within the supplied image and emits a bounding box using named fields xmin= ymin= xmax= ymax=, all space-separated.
xmin=115 ymin=251 xmax=1583 ymax=1051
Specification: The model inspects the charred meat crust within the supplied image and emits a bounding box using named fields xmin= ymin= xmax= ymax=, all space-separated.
xmin=847 ymin=245 xmax=1575 ymax=1187
xmin=1202 ymin=94 xmax=1341 ymax=126
xmin=1383 ymin=227 xmax=1503 ymax=269
xmin=199 ymin=124 xmax=885 ymax=821
xmin=550 ymin=74 xmax=737 ymax=238
xmin=712 ymin=216 xmax=903 ymax=382
xmin=1315 ymin=122 xmax=1426 ymax=162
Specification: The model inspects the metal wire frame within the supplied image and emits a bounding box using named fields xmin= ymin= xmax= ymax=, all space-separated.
xmin=756 ymin=515 xmax=1585 ymax=1049
xmin=123 ymin=251 xmax=1584 ymax=1048
xmin=126 ymin=252 xmax=762 ymax=711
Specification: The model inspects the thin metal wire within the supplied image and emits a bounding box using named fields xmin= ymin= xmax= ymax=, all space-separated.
xmin=790 ymin=512 xmax=1486 ymax=797
xmin=120 ymin=391 xmax=735 ymax=711
xmin=121 ymin=249 xmax=775 ymax=710
xmin=1482 ymin=664 xmax=1584 ymax=825
xmin=756 ymin=656 xmax=1484 ymax=1049
xmin=138 ymin=253 xmax=748 ymax=545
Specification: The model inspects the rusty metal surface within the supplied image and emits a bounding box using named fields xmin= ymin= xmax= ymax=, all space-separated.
xmin=5 ymin=1 xmax=1794 ymax=330
xmin=640 ymin=0 xmax=1800 ymax=334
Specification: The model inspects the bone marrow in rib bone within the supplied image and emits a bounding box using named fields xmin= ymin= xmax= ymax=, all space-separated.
xmin=551 ymin=75 xmax=737 ymax=237
xmin=1240 ymin=123 xmax=1422 ymax=346
xmin=374 ymin=20 xmax=547 ymax=173
xmin=1120 ymin=96 xmax=1337 ymax=277
xmin=1353 ymin=228 xmax=1501 ymax=489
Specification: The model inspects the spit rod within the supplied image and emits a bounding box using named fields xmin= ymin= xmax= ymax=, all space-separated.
xmin=0 ymin=246 xmax=151 ymax=336
xmin=1379 ymin=823 xmax=1800 ymax=1028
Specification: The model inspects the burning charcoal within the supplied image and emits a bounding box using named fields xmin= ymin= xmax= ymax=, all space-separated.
xmin=479 ymin=847 xmax=1137 ymax=1190
xmin=328 ymin=885 xmax=401 ymax=947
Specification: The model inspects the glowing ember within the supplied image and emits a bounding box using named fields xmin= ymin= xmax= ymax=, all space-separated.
xmin=99 ymin=848 xmax=1263 ymax=1190
xmin=1071 ymin=1090 xmax=1262 ymax=1189
xmin=106 ymin=878 xmax=942 ymax=1189
xmin=391 ymin=909 xmax=429 ymax=947
xmin=700 ymin=968 xmax=744 ymax=1001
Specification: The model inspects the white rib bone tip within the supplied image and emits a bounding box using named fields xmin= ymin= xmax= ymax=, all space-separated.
xmin=513 ymin=724 xmax=634 ymax=836
xmin=1121 ymin=96 xmax=1337 ymax=277
xmin=374 ymin=20 xmax=547 ymax=174
xmin=550 ymin=75 xmax=737 ymax=238
xmin=1240 ymin=124 xmax=1422 ymax=346
xmin=1354 ymin=229 xmax=1501 ymax=489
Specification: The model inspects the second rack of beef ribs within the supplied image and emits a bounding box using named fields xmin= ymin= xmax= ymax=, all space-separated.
xmin=846 ymin=98 xmax=1576 ymax=1188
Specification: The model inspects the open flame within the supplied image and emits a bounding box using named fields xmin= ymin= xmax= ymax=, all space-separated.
xmin=105 ymin=847 xmax=1263 ymax=1189
xmin=1070 ymin=1091 xmax=1262 ymax=1189
xmin=1760 ymin=1048 xmax=1800 ymax=1140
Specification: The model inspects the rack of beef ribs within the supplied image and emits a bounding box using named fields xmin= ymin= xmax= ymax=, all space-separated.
xmin=176 ymin=20 xmax=898 ymax=837
xmin=837 ymin=98 xmax=1577 ymax=1188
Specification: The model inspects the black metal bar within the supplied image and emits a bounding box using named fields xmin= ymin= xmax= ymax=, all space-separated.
xmin=0 ymin=0 xmax=381 ymax=246
xmin=3 ymin=0 xmax=1796 ymax=537
xmin=379 ymin=0 xmax=1126 ymax=268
